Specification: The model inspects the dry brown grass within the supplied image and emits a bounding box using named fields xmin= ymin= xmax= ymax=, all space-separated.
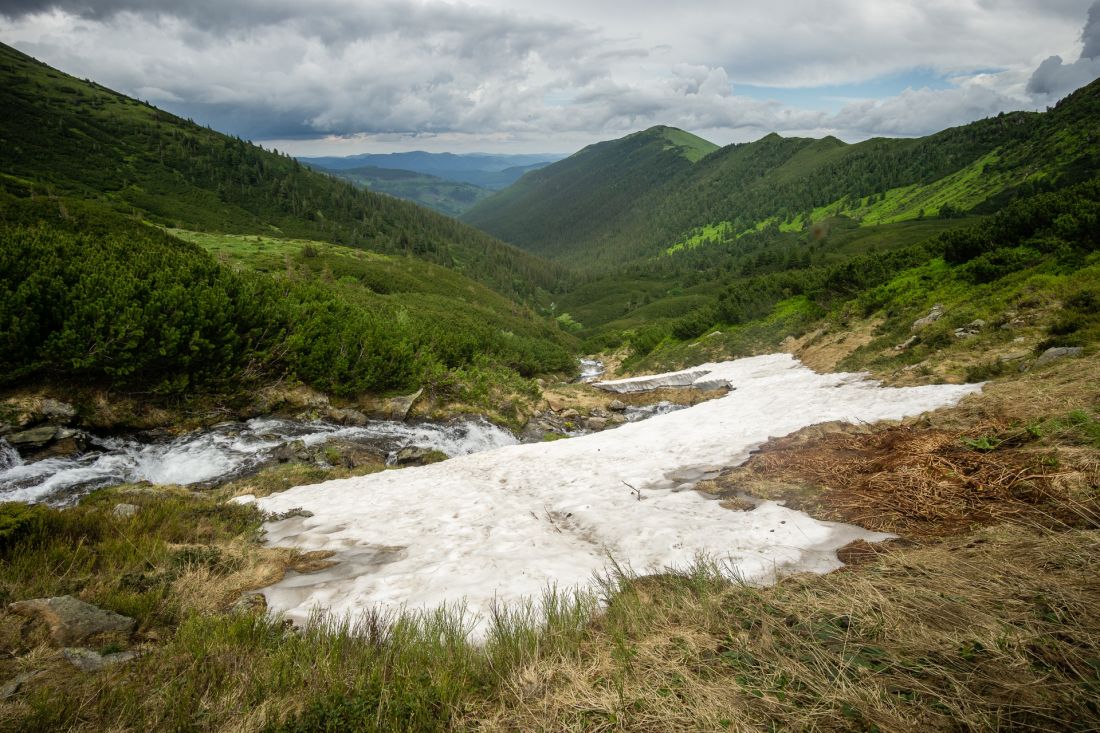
xmin=699 ymin=358 xmax=1100 ymax=540
xmin=477 ymin=525 xmax=1100 ymax=732
xmin=784 ymin=318 xmax=883 ymax=374
xmin=706 ymin=421 xmax=1094 ymax=538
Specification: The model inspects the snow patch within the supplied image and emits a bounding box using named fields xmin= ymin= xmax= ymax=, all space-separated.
xmin=256 ymin=354 xmax=981 ymax=635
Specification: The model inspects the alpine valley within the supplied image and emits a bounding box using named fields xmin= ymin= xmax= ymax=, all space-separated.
xmin=1 ymin=28 xmax=1100 ymax=733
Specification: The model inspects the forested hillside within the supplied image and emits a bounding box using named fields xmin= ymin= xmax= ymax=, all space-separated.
xmin=462 ymin=126 xmax=719 ymax=261
xmin=0 ymin=42 xmax=569 ymax=303
xmin=309 ymin=164 xmax=493 ymax=217
xmin=0 ymin=44 xmax=577 ymax=402
xmin=465 ymin=81 xmax=1100 ymax=270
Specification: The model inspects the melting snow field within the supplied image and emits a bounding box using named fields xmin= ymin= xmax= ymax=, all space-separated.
xmin=250 ymin=354 xmax=982 ymax=633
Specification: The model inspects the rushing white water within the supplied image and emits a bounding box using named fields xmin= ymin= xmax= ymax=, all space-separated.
xmin=622 ymin=400 xmax=687 ymax=422
xmin=0 ymin=417 xmax=517 ymax=506
xmin=578 ymin=358 xmax=605 ymax=382
xmin=250 ymin=354 xmax=982 ymax=636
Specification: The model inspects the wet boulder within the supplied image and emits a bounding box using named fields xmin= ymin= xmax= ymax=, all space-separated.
xmin=271 ymin=439 xmax=312 ymax=463
xmin=327 ymin=408 xmax=369 ymax=426
xmin=325 ymin=440 xmax=386 ymax=469
xmin=394 ymin=446 xmax=448 ymax=466
xmin=7 ymin=426 xmax=87 ymax=459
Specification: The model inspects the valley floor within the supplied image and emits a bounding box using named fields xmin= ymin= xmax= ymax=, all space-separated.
xmin=1 ymin=354 xmax=1098 ymax=732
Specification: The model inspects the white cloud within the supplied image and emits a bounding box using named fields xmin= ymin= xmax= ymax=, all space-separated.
xmin=0 ymin=0 xmax=1097 ymax=152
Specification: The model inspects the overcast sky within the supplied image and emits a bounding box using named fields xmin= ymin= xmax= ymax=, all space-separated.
xmin=2 ymin=1 xmax=1099 ymax=155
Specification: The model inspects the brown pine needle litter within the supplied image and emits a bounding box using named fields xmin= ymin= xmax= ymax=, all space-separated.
xmin=703 ymin=417 xmax=1099 ymax=540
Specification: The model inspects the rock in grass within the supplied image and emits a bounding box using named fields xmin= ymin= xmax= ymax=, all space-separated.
xmin=40 ymin=398 xmax=76 ymax=423
xmin=608 ymin=399 xmax=627 ymax=412
xmin=7 ymin=596 xmax=135 ymax=645
xmin=0 ymin=670 xmax=43 ymax=699
xmin=112 ymin=503 xmax=140 ymax=518
xmin=63 ymin=647 xmax=141 ymax=672
xmin=1034 ymin=346 xmax=1084 ymax=367
xmin=911 ymin=304 xmax=945 ymax=331
xmin=230 ymin=592 xmax=267 ymax=615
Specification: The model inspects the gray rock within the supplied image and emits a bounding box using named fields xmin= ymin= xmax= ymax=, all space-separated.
xmin=609 ymin=414 xmax=627 ymax=425
xmin=954 ymin=327 xmax=977 ymax=339
xmin=607 ymin=399 xmax=627 ymax=412
xmin=968 ymin=319 xmax=988 ymax=329
xmin=6 ymin=425 xmax=86 ymax=458
xmin=394 ymin=446 xmax=448 ymax=466
xmin=1034 ymin=346 xmax=1084 ymax=367
xmin=387 ymin=388 xmax=423 ymax=421
xmin=586 ymin=417 xmax=608 ymax=431
xmin=327 ymin=408 xmax=369 ymax=426
xmin=589 ymin=407 xmax=610 ymax=419
xmin=911 ymin=304 xmax=944 ymax=332
xmin=998 ymin=351 xmax=1030 ymax=363
xmin=40 ymin=399 xmax=76 ymax=423
xmin=63 ymin=647 xmax=141 ymax=672
xmin=324 ymin=440 xmax=386 ymax=469
xmin=0 ymin=670 xmax=43 ymax=699
xmin=6 ymin=425 xmax=61 ymax=448
xmin=112 ymin=503 xmax=140 ymax=519
xmin=8 ymin=596 xmax=135 ymax=645
xmin=895 ymin=335 xmax=918 ymax=351
xmin=361 ymin=388 xmax=424 ymax=421
xmin=230 ymin=592 xmax=267 ymax=615
xmin=560 ymin=408 xmax=580 ymax=420
xmin=271 ymin=439 xmax=311 ymax=463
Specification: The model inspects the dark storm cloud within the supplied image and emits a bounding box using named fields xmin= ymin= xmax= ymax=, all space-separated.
xmin=1027 ymin=0 xmax=1100 ymax=97
xmin=0 ymin=0 xmax=581 ymax=48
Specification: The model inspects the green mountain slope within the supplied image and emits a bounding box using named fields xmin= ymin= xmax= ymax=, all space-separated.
xmin=462 ymin=126 xmax=718 ymax=262
xmin=310 ymin=164 xmax=493 ymax=217
xmin=464 ymin=83 xmax=1100 ymax=270
xmin=0 ymin=43 xmax=577 ymax=402
xmin=0 ymin=42 xmax=569 ymax=303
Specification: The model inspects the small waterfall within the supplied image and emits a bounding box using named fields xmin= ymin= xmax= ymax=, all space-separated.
xmin=578 ymin=358 xmax=605 ymax=382
xmin=0 ymin=439 xmax=22 ymax=471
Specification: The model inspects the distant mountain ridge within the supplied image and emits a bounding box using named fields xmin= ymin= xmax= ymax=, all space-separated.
xmin=309 ymin=164 xmax=493 ymax=218
xmin=463 ymin=86 xmax=1100 ymax=268
xmin=300 ymin=151 xmax=562 ymax=189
